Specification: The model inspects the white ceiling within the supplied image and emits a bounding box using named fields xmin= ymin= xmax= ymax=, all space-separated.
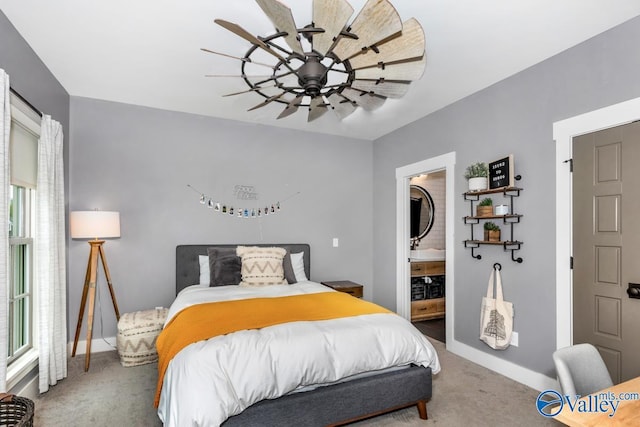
xmin=2 ymin=0 xmax=640 ymax=140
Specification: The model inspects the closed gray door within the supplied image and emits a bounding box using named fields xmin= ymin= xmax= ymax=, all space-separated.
xmin=573 ymin=121 xmax=640 ymax=383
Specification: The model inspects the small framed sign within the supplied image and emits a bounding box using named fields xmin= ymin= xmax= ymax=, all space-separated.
xmin=489 ymin=155 xmax=514 ymax=190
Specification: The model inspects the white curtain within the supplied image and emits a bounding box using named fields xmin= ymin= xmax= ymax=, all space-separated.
xmin=0 ymin=70 xmax=10 ymax=391
xmin=35 ymin=115 xmax=67 ymax=393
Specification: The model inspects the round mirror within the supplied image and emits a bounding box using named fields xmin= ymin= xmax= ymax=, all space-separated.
xmin=410 ymin=185 xmax=435 ymax=240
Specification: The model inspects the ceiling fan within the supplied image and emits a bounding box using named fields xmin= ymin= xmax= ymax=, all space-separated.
xmin=204 ymin=0 xmax=426 ymax=122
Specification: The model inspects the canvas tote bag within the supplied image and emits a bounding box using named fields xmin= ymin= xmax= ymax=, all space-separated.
xmin=479 ymin=266 xmax=514 ymax=350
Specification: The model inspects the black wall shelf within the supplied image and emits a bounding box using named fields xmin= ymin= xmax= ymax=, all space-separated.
xmin=462 ymin=184 xmax=523 ymax=263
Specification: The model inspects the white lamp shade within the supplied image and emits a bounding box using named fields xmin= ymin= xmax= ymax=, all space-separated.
xmin=70 ymin=211 xmax=120 ymax=239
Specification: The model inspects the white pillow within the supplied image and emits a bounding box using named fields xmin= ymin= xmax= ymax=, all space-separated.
xmin=199 ymin=255 xmax=210 ymax=285
xmin=291 ymin=252 xmax=308 ymax=282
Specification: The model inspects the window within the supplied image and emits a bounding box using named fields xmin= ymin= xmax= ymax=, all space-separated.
xmin=7 ymin=93 xmax=40 ymax=375
xmin=8 ymin=185 xmax=34 ymax=363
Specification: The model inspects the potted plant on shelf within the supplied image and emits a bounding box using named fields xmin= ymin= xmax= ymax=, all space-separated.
xmin=465 ymin=162 xmax=488 ymax=192
xmin=477 ymin=198 xmax=493 ymax=217
xmin=484 ymin=221 xmax=501 ymax=242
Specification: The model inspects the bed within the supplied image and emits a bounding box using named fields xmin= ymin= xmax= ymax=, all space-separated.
xmin=156 ymin=244 xmax=440 ymax=426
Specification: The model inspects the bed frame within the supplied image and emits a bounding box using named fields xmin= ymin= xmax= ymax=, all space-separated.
xmin=175 ymin=244 xmax=432 ymax=426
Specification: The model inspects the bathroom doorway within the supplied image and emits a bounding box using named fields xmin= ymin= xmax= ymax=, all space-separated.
xmin=409 ymin=171 xmax=446 ymax=343
xmin=395 ymin=152 xmax=455 ymax=348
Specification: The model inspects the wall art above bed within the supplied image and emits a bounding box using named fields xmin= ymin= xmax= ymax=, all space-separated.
xmin=188 ymin=184 xmax=299 ymax=219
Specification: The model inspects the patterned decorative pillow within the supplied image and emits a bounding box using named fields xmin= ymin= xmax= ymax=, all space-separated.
xmin=236 ymin=246 xmax=287 ymax=287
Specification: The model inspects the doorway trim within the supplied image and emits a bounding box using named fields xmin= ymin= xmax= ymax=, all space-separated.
xmin=554 ymin=96 xmax=640 ymax=350
xmin=395 ymin=151 xmax=456 ymax=345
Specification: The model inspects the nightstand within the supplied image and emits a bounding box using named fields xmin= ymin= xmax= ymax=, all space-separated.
xmin=321 ymin=280 xmax=363 ymax=298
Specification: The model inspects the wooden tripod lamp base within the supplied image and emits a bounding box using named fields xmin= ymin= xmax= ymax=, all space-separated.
xmin=70 ymin=210 xmax=121 ymax=372
xmin=71 ymin=240 xmax=120 ymax=371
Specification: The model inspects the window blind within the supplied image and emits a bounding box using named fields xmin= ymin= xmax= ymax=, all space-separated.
xmin=9 ymin=93 xmax=40 ymax=188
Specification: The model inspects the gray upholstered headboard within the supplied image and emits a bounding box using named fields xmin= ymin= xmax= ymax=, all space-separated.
xmin=176 ymin=244 xmax=311 ymax=295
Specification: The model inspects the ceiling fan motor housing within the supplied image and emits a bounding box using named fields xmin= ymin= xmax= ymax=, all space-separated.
xmin=297 ymin=55 xmax=328 ymax=97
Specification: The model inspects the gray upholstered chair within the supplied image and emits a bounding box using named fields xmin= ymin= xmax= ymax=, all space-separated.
xmin=553 ymin=343 xmax=613 ymax=397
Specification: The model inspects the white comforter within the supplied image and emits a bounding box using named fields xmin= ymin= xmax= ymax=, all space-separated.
xmin=157 ymin=281 xmax=440 ymax=427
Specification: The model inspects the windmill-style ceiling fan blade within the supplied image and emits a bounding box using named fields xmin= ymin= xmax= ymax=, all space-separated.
xmin=348 ymin=18 xmax=425 ymax=70
xmin=327 ymin=93 xmax=356 ymax=119
xmin=351 ymin=80 xmax=410 ymax=98
xmin=355 ymin=55 xmax=426 ymax=81
xmin=312 ymin=0 xmax=354 ymax=56
xmin=247 ymin=92 xmax=287 ymax=111
xmin=308 ymin=96 xmax=328 ymax=122
xmin=277 ymin=94 xmax=305 ymax=119
xmin=200 ymin=48 xmax=275 ymax=69
xmin=341 ymin=87 xmax=386 ymax=111
xmin=215 ymin=19 xmax=287 ymax=63
xmin=205 ymin=74 xmax=275 ymax=78
xmin=223 ymin=83 xmax=279 ymax=97
xmin=331 ymin=0 xmax=402 ymax=61
xmin=255 ymin=0 xmax=304 ymax=56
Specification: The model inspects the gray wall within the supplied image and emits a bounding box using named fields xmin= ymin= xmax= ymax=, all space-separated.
xmin=0 ymin=10 xmax=70 ymax=215
xmin=372 ymin=16 xmax=640 ymax=378
xmin=69 ymin=97 xmax=373 ymax=337
xmin=0 ymin=12 xmax=69 ymax=137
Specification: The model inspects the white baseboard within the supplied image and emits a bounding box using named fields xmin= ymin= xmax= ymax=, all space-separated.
xmin=15 ymin=374 xmax=39 ymax=400
xmin=67 ymin=336 xmax=117 ymax=355
xmin=447 ymin=338 xmax=558 ymax=392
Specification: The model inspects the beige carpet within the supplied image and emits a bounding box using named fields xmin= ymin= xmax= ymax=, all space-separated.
xmin=33 ymin=338 xmax=556 ymax=426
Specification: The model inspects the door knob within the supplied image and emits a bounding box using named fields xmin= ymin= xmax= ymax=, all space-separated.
xmin=627 ymin=283 xmax=640 ymax=299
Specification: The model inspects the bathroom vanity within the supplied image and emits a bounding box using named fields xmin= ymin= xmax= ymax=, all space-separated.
xmin=410 ymin=254 xmax=445 ymax=321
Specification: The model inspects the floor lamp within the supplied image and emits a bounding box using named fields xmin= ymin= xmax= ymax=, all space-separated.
xmin=70 ymin=210 xmax=121 ymax=371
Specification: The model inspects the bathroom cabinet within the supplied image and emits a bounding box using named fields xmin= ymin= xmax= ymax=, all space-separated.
xmin=410 ymin=260 xmax=445 ymax=321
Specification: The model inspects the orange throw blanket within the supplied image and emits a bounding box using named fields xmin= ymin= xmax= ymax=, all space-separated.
xmin=154 ymin=291 xmax=390 ymax=406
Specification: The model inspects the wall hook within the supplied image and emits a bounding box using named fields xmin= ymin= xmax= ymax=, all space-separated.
xmin=511 ymin=250 xmax=523 ymax=263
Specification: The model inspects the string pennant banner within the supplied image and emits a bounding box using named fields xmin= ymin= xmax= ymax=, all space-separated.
xmin=188 ymin=184 xmax=299 ymax=219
